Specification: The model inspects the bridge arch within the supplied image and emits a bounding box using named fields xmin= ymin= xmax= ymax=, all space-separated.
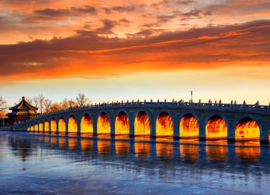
xmin=27 ymin=125 xmax=30 ymax=131
xmin=68 ymin=114 xmax=78 ymax=134
xmin=30 ymin=124 xmax=34 ymax=131
xmin=233 ymin=115 xmax=261 ymax=141
xmin=80 ymin=112 xmax=94 ymax=134
xmin=155 ymin=110 xmax=174 ymax=137
xmin=97 ymin=111 xmax=111 ymax=134
xmin=51 ymin=117 xmax=57 ymax=132
xmin=134 ymin=110 xmax=151 ymax=136
xmin=34 ymin=122 xmax=38 ymax=132
xmin=39 ymin=120 xmax=44 ymax=132
xmin=58 ymin=115 xmax=66 ymax=134
xmin=115 ymin=110 xmax=130 ymax=135
xmin=44 ymin=119 xmax=49 ymax=132
xmin=204 ymin=113 xmax=229 ymax=140
xmin=265 ymin=123 xmax=270 ymax=143
xmin=179 ymin=112 xmax=200 ymax=138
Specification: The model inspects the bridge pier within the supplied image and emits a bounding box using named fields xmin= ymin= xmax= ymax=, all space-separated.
xmin=150 ymin=116 xmax=156 ymax=138
xmin=129 ymin=117 xmax=135 ymax=137
xmin=199 ymin=120 xmax=206 ymax=141
xmin=173 ymin=119 xmax=179 ymax=139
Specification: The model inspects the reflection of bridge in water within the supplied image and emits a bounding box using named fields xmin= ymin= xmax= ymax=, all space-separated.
xmin=10 ymin=133 xmax=264 ymax=168
xmin=14 ymin=100 xmax=270 ymax=142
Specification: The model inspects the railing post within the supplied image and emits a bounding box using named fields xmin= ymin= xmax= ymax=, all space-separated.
xmin=208 ymin=99 xmax=212 ymax=108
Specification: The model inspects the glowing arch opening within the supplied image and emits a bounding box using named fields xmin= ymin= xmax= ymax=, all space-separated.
xmin=58 ymin=117 xmax=66 ymax=133
xmin=44 ymin=120 xmax=49 ymax=132
xmin=34 ymin=123 xmax=38 ymax=132
xmin=68 ymin=115 xmax=78 ymax=134
xmin=97 ymin=112 xmax=110 ymax=134
xmin=27 ymin=125 xmax=30 ymax=131
xmin=39 ymin=121 xmax=43 ymax=132
xmin=31 ymin=124 xmax=34 ymax=132
xmin=235 ymin=117 xmax=260 ymax=141
xmin=81 ymin=114 xmax=93 ymax=134
xmin=180 ymin=114 xmax=199 ymax=138
xmin=206 ymin=115 xmax=227 ymax=140
xmin=51 ymin=118 xmax=57 ymax=132
xmin=115 ymin=111 xmax=129 ymax=135
xmin=135 ymin=111 xmax=150 ymax=136
xmin=156 ymin=112 xmax=173 ymax=137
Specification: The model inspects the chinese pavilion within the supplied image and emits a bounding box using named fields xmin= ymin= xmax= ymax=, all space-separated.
xmin=6 ymin=97 xmax=39 ymax=124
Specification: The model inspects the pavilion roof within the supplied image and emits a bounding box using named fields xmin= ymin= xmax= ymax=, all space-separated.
xmin=9 ymin=97 xmax=38 ymax=111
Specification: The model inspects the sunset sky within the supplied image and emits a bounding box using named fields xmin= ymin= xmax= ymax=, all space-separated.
xmin=1 ymin=0 xmax=270 ymax=106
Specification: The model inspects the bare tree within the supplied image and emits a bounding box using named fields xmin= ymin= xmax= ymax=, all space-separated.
xmin=68 ymin=99 xmax=77 ymax=108
xmin=25 ymin=97 xmax=33 ymax=104
xmin=38 ymin=94 xmax=45 ymax=114
xmin=76 ymin=93 xmax=89 ymax=107
xmin=49 ymin=103 xmax=62 ymax=112
xmin=0 ymin=97 xmax=7 ymax=112
xmin=33 ymin=97 xmax=39 ymax=110
xmin=61 ymin=98 xmax=69 ymax=109
xmin=43 ymin=99 xmax=52 ymax=113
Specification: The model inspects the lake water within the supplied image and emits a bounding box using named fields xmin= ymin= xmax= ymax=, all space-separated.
xmin=0 ymin=132 xmax=269 ymax=194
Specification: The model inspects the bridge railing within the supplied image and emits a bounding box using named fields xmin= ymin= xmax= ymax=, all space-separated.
xmin=19 ymin=99 xmax=270 ymax=124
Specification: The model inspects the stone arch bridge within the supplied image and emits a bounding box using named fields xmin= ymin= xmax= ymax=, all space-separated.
xmin=14 ymin=100 xmax=270 ymax=142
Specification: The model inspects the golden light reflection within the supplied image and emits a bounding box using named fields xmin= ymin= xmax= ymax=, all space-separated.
xmin=81 ymin=114 xmax=93 ymax=134
xmin=180 ymin=144 xmax=199 ymax=161
xmin=97 ymin=112 xmax=110 ymax=134
xmin=180 ymin=114 xmax=199 ymax=138
xmin=51 ymin=118 xmax=57 ymax=132
xmin=44 ymin=137 xmax=50 ymax=143
xmin=98 ymin=140 xmax=110 ymax=155
xmin=59 ymin=138 xmax=66 ymax=149
xmin=135 ymin=111 xmax=150 ymax=136
xmin=156 ymin=112 xmax=173 ymax=137
xmin=68 ymin=115 xmax=77 ymax=134
xmin=30 ymin=125 xmax=34 ymax=132
xmin=156 ymin=138 xmax=174 ymax=157
xmin=135 ymin=138 xmax=150 ymax=158
xmin=206 ymin=115 xmax=227 ymax=139
xmin=27 ymin=126 xmax=30 ymax=131
xmin=206 ymin=146 xmax=228 ymax=161
xmin=235 ymin=118 xmax=260 ymax=141
xmin=115 ymin=141 xmax=130 ymax=155
xmin=51 ymin=137 xmax=57 ymax=146
xmin=80 ymin=140 xmax=93 ymax=151
xmin=44 ymin=120 xmax=49 ymax=132
xmin=58 ymin=117 xmax=66 ymax=133
xmin=235 ymin=142 xmax=260 ymax=160
xmin=34 ymin=123 xmax=38 ymax=132
xmin=68 ymin=139 xmax=77 ymax=150
xmin=39 ymin=122 xmax=43 ymax=132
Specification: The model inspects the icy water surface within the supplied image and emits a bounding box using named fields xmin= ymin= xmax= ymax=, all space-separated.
xmin=0 ymin=132 xmax=270 ymax=194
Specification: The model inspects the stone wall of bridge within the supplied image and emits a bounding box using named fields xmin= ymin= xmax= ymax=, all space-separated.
xmin=14 ymin=101 xmax=270 ymax=142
